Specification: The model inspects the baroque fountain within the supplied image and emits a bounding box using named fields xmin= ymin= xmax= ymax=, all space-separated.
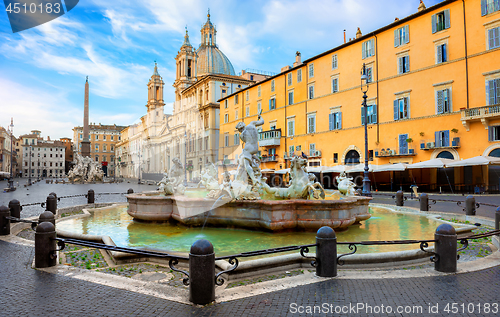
xmin=127 ymin=114 xmax=371 ymax=231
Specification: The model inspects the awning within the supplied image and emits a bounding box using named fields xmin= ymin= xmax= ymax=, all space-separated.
xmin=306 ymin=166 xmax=327 ymax=173
xmin=274 ymin=168 xmax=290 ymax=174
xmin=373 ymin=163 xmax=407 ymax=172
xmin=346 ymin=163 xmax=375 ymax=173
xmin=260 ymin=169 xmax=275 ymax=173
xmin=446 ymin=156 xmax=500 ymax=167
xmin=322 ymin=165 xmax=351 ymax=173
xmin=406 ymin=158 xmax=456 ymax=169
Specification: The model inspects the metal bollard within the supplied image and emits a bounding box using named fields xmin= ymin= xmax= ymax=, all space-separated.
xmin=127 ymin=188 xmax=134 ymax=194
xmin=46 ymin=194 xmax=57 ymax=214
xmin=8 ymin=200 xmax=22 ymax=218
xmin=0 ymin=205 xmax=11 ymax=235
xmin=420 ymin=193 xmax=429 ymax=211
xmin=315 ymin=226 xmax=337 ymax=277
xmin=39 ymin=211 xmax=55 ymax=226
xmin=495 ymin=207 xmax=500 ymax=231
xmin=87 ymin=189 xmax=95 ymax=204
xmin=465 ymin=195 xmax=475 ymax=216
xmin=35 ymin=221 xmax=57 ymax=268
xmin=396 ymin=190 xmax=404 ymax=206
xmin=189 ymin=239 xmax=215 ymax=305
xmin=49 ymin=192 xmax=57 ymax=200
xmin=434 ymin=224 xmax=457 ymax=273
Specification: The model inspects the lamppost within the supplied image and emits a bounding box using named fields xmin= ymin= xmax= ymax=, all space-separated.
xmin=137 ymin=143 xmax=141 ymax=184
xmin=360 ymin=63 xmax=371 ymax=197
xmin=37 ymin=153 xmax=40 ymax=181
xmin=7 ymin=118 xmax=15 ymax=191
xmin=183 ymin=130 xmax=188 ymax=187
xmin=28 ymin=145 xmax=32 ymax=185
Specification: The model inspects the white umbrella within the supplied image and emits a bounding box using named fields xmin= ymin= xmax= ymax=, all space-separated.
xmin=406 ymin=158 xmax=456 ymax=169
xmin=446 ymin=156 xmax=500 ymax=167
xmin=274 ymin=168 xmax=290 ymax=174
xmin=373 ymin=163 xmax=407 ymax=172
xmin=260 ymin=169 xmax=275 ymax=173
xmin=322 ymin=165 xmax=350 ymax=173
xmin=346 ymin=163 xmax=374 ymax=173
xmin=306 ymin=166 xmax=327 ymax=173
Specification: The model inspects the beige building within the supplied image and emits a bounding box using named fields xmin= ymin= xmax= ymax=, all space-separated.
xmin=73 ymin=124 xmax=125 ymax=177
xmin=0 ymin=126 xmax=15 ymax=177
xmin=19 ymin=130 xmax=66 ymax=178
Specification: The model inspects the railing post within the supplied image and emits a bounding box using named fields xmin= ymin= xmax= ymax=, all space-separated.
xmin=495 ymin=207 xmax=500 ymax=230
xmin=35 ymin=221 xmax=57 ymax=268
xmin=189 ymin=239 xmax=215 ymax=305
xmin=8 ymin=199 xmax=22 ymax=218
xmin=87 ymin=189 xmax=95 ymax=204
xmin=46 ymin=194 xmax=57 ymax=214
xmin=127 ymin=188 xmax=134 ymax=194
xmin=420 ymin=193 xmax=428 ymax=211
xmin=434 ymin=224 xmax=457 ymax=273
xmin=0 ymin=205 xmax=11 ymax=235
xmin=465 ymin=195 xmax=475 ymax=215
xmin=39 ymin=211 xmax=55 ymax=226
xmin=396 ymin=190 xmax=404 ymax=206
xmin=315 ymin=226 xmax=337 ymax=277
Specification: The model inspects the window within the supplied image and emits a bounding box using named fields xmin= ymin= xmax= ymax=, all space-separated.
xmin=111 ymin=136 xmax=114 ymax=141
xmin=246 ymin=91 xmax=249 ymax=101
xmin=258 ymin=85 xmax=261 ymax=97
xmin=435 ymin=130 xmax=450 ymax=147
xmin=235 ymin=110 xmax=238 ymax=120
xmin=288 ymin=119 xmax=295 ymax=136
xmin=487 ymin=78 xmax=500 ymax=105
xmin=288 ymin=90 xmax=294 ymax=105
xmin=399 ymin=134 xmax=409 ymax=155
xmin=488 ymin=26 xmax=500 ymax=50
xmin=482 ymin=0 xmax=500 ymax=16
xmin=332 ymin=54 xmax=338 ymax=69
xmin=489 ymin=125 xmax=500 ymax=141
xmin=309 ymin=64 xmax=314 ymax=78
xmin=271 ymin=80 xmax=275 ymax=92
xmin=287 ymin=73 xmax=292 ymax=86
xmin=224 ymin=134 xmax=229 ymax=147
xmin=289 ymin=145 xmax=295 ymax=156
xmin=436 ymin=43 xmax=447 ymax=63
xmin=224 ymin=100 xmax=228 ymax=109
xmin=95 ymin=144 xmax=99 ymax=151
xmin=224 ymin=113 xmax=229 ymax=123
xmin=329 ymin=112 xmax=342 ymax=130
xmin=307 ymin=113 xmax=316 ymax=134
xmin=333 ymin=153 xmax=338 ymax=163
xmin=234 ymin=133 xmax=240 ymax=145
xmin=394 ymin=25 xmax=410 ymax=47
xmin=103 ymin=145 xmax=107 ymax=152
xmin=432 ymin=9 xmax=450 ymax=33
xmin=257 ymin=101 xmax=261 ymax=113
xmin=436 ymin=89 xmax=452 ymax=113
xmin=394 ymin=97 xmax=410 ymax=120
xmin=331 ymin=77 xmax=339 ymax=93
xmin=361 ymin=104 xmax=377 ymax=124
xmin=234 ymin=94 xmax=239 ymax=104
xmin=269 ymin=98 xmax=276 ymax=110
xmin=246 ymin=106 xmax=250 ymax=117
xmin=95 ymin=155 xmax=99 ymax=162
xmin=79 ymin=134 xmax=82 ymax=140
xmin=398 ymin=55 xmax=410 ymax=74
xmin=362 ymin=39 xmax=375 ymax=59
xmin=309 ymin=143 xmax=316 ymax=156
xmin=111 ymin=145 xmax=114 ymax=151
xmin=308 ymin=84 xmax=314 ymax=99
xmin=103 ymin=135 xmax=107 ymax=141
xmin=297 ymin=69 xmax=302 ymax=83
xmin=95 ymin=135 xmax=99 ymax=140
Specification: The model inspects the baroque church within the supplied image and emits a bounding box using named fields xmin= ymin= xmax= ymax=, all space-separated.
xmin=115 ymin=12 xmax=261 ymax=180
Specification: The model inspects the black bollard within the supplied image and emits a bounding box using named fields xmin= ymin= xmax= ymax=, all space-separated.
xmin=0 ymin=205 xmax=11 ymax=235
xmin=87 ymin=189 xmax=95 ymax=204
xmin=420 ymin=193 xmax=429 ymax=211
xmin=46 ymin=194 xmax=57 ymax=214
xmin=35 ymin=221 xmax=57 ymax=268
xmin=127 ymin=188 xmax=134 ymax=194
xmin=315 ymin=226 xmax=337 ymax=277
xmin=189 ymin=239 xmax=215 ymax=305
xmin=465 ymin=195 xmax=475 ymax=216
xmin=49 ymin=192 xmax=57 ymax=200
xmin=434 ymin=224 xmax=457 ymax=273
xmin=39 ymin=211 xmax=56 ymax=226
xmin=495 ymin=207 xmax=500 ymax=231
xmin=8 ymin=200 xmax=22 ymax=218
xmin=396 ymin=190 xmax=404 ymax=206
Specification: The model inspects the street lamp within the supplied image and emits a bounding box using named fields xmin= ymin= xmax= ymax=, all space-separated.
xmin=37 ymin=153 xmax=40 ymax=181
xmin=7 ymin=118 xmax=15 ymax=191
xmin=28 ymin=145 xmax=32 ymax=185
xmin=137 ymin=143 xmax=141 ymax=184
xmin=361 ymin=63 xmax=371 ymax=197
xmin=183 ymin=130 xmax=188 ymax=187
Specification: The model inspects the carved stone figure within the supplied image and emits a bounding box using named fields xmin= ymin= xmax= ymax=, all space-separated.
xmin=67 ymin=153 xmax=104 ymax=183
xmin=197 ymin=163 xmax=219 ymax=190
xmin=336 ymin=171 xmax=357 ymax=196
xmin=157 ymin=157 xmax=185 ymax=195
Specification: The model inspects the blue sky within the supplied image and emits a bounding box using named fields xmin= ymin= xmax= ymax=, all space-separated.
xmin=0 ymin=0 xmax=443 ymax=140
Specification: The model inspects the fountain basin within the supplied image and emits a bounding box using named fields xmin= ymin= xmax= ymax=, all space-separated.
xmin=126 ymin=191 xmax=371 ymax=231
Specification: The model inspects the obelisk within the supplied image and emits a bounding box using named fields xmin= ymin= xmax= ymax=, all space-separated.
xmin=81 ymin=76 xmax=91 ymax=157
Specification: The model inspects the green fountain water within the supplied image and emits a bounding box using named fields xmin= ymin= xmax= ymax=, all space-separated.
xmin=57 ymin=205 xmax=442 ymax=256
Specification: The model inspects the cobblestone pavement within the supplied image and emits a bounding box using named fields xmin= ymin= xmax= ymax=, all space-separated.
xmin=1 ymin=240 xmax=499 ymax=316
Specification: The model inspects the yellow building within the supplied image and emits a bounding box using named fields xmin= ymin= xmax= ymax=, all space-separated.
xmin=219 ymin=0 xmax=500 ymax=192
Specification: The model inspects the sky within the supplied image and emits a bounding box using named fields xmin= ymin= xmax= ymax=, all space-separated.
xmin=0 ymin=0 xmax=443 ymax=140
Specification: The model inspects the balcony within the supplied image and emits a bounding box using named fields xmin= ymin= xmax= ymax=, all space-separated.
xmin=258 ymin=129 xmax=281 ymax=147
xmin=461 ymin=104 xmax=500 ymax=131
xmin=309 ymin=150 xmax=322 ymax=158
xmin=261 ymin=155 xmax=278 ymax=162
xmin=284 ymin=152 xmax=295 ymax=160
xmin=375 ymin=148 xmax=416 ymax=157
xmin=420 ymin=137 xmax=460 ymax=150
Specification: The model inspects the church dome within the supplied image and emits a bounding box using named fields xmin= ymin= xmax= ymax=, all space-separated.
xmin=196 ymin=45 xmax=235 ymax=76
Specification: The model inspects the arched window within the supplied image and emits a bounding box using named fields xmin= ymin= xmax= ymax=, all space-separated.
xmin=437 ymin=151 xmax=454 ymax=159
xmin=345 ymin=150 xmax=360 ymax=165
xmin=489 ymin=148 xmax=500 ymax=157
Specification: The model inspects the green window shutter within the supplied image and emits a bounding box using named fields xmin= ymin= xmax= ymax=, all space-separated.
xmin=482 ymin=0 xmax=487 ymax=15
xmin=496 ymin=78 xmax=500 ymax=104
xmin=437 ymin=45 xmax=442 ymax=63
xmin=329 ymin=113 xmax=333 ymax=130
xmin=444 ymin=9 xmax=450 ymax=29
xmin=447 ymin=88 xmax=452 ymax=112
xmin=495 ymin=27 xmax=500 ymax=48
xmin=338 ymin=112 xmax=342 ymax=129
xmin=444 ymin=130 xmax=450 ymax=147
xmin=489 ymin=126 xmax=493 ymax=141
xmin=394 ymin=29 xmax=399 ymax=47
xmin=490 ymin=80 xmax=496 ymax=105
xmin=435 ymin=131 xmax=440 ymax=145
xmin=372 ymin=105 xmax=377 ymax=123
xmin=398 ymin=57 xmax=403 ymax=74
xmin=361 ymin=107 xmax=366 ymax=125
xmin=362 ymin=42 xmax=366 ymax=59
xmin=370 ymin=39 xmax=374 ymax=56
xmin=437 ymin=90 xmax=444 ymax=114
xmin=405 ymin=56 xmax=410 ymax=72
xmin=405 ymin=97 xmax=410 ymax=119
xmin=432 ymin=14 xmax=437 ymax=33
xmin=489 ymin=28 xmax=495 ymax=49
xmin=486 ymin=80 xmax=491 ymax=105
xmin=394 ymin=100 xmax=399 ymax=120
xmin=404 ymin=25 xmax=410 ymax=44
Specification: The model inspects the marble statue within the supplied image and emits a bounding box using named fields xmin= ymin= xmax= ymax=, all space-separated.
xmin=197 ymin=163 xmax=219 ymax=190
xmin=157 ymin=157 xmax=185 ymax=195
xmin=336 ymin=171 xmax=357 ymax=196
xmin=67 ymin=153 xmax=104 ymax=183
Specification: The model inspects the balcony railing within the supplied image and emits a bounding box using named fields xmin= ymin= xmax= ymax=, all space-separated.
xmin=309 ymin=150 xmax=322 ymax=158
xmin=461 ymin=104 xmax=500 ymax=131
xmin=258 ymin=129 xmax=281 ymax=147
xmin=420 ymin=137 xmax=460 ymax=150
xmin=261 ymin=155 xmax=278 ymax=162
xmin=375 ymin=148 xmax=416 ymax=157
xmin=284 ymin=152 xmax=295 ymax=160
